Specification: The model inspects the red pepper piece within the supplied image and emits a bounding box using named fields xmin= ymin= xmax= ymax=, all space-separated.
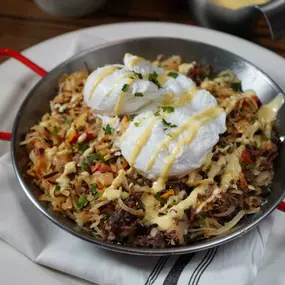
xmin=241 ymin=149 xmax=253 ymax=164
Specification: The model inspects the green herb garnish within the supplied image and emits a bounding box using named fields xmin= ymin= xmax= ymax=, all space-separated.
xmin=134 ymin=92 xmax=144 ymax=97
xmin=81 ymin=162 xmax=88 ymax=171
xmin=162 ymin=119 xmax=177 ymax=128
xmin=90 ymin=183 xmax=98 ymax=194
xmin=77 ymin=194 xmax=89 ymax=210
xmin=198 ymin=215 xmax=206 ymax=226
xmin=127 ymin=115 xmax=135 ymax=121
xmin=155 ymin=192 xmax=164 ymax=204
xmin=122 ymin=84 xmax=129 ymax=92
xmin=167 ymin=133 xmax=172 ymax=137
xmin=162 ymin=106 xmax=174 ymax=113
xmin=250 ymin=115 xmax=257 ymax=122
xmin=88 ymin=153 xmax=102 ymax=163
xmin=80 ymin=144 xmax=89 ymax=152
xmin=154 ymin=110 xmax=160 ymax=117
xmin=245 ymin=163 xmax=256 ymax=170
xmin=148 ymin=71 xmax=161 ymax=88
xmin=133 ymin=71 xmax=143 ymax=79
xmin=167 ymin=71 xmax=179 ymax=79
xmin=51 ymin=125 xmax=61 ymax=135
xmin=55 ymin=185 xmax=61 ymax=191
xmin=134 ymin=122 xmax=140 ymax=127
xmin=103 ymin=124 xmax=114 ymax=135
xmin=64 ymin=119 xmax=72 ymax=126
xmin=232 ymin=82 xmax=243 ymax=92
xmin=103 ymin=213 xmax=110 ymax=220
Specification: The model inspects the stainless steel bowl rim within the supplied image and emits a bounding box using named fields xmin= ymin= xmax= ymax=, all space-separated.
xmin=11 ymin=37 xmax=285 ymax=255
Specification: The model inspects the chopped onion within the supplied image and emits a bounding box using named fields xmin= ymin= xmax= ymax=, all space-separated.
xmin=205 ymin=210 xmax=245 ymax=237
xmin=118 ymin=198 xmax=145 ymax=216
xmin=214 ymin=205 xmax=236 ymax=217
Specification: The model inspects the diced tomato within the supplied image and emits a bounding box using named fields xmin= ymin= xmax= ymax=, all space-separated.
xmin=70 ymin=133 xmax=80 ymax=143
xmin=98 ymin=164 xmax=112 ymax=173
xmin=241 ymin=149 xmax=253 ymax=164
xmin=91 ymin=163 xmax=112 ymax=173
xmin=70 ymin=133 xmax=94 ymax=143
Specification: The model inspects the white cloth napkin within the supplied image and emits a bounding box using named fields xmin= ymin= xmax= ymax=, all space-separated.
xmin=0 ymin=32 xmax=275 ymax=285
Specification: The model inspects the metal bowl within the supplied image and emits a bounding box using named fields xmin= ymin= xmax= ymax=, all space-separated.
xmin=11 ymin=37 xmax=285 ymax=255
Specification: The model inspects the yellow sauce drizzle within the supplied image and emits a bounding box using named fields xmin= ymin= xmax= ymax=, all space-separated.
xmin=106 ymin=72 xmax=135 ymax=96
xmin=212 ymin=0 xmax=269 ymax=10
xmin=157 ymin=72 xmax=170 ymax=86
xmin=129 ymin=118 xmax=159 ymax=166
xmin=174 ymin=87 xmax=198 ymax=106
xmin=195 ymin=147 xmax=243 ymax=213
xmin=88 ymin=66 xmax=117 ymax=99
xmin=114 ymin=78 xmax=136 ymax=115
xmin=102 ymin=170 xmax=125 ymax=201
xmin=162 ymin=93 xmax=175 ymax=105
xmin=127 ymin=54 xmax=145 ymax=68
xmin=153 ymin=106 xmax=224 ymax=193
xmin=257 ymin=93 xmax=284 ymax=124
xmin=143 ymin=184 xmax=209 ymax=231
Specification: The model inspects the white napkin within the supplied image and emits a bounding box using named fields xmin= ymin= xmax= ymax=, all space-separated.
xmin=0 ymin=32 xmax=275 ymax=285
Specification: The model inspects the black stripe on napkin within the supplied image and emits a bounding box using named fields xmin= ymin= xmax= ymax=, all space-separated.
xmin=188 ymin=248 xmax=217 ymax=285
xmin=194 ymin=247 xmax=217 ymax=285
xmin=145 ymin=256 xmax=169 ymax=285
xmin=188 ymin=249 xmax=213 ymax=285
xmin=163 ymin=253 xmax=195 ymax=285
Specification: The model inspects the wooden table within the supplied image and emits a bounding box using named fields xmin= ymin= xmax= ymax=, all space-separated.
xmin=1 ymin=0 xmax=285 ymax=64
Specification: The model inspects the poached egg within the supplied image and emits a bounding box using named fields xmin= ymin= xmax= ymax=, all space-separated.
xmin=83 ymin=53 xmax=227 ymax=189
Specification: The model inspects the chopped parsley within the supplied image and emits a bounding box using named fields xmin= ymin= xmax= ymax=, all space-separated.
xmin=64 ymin=119 xmax=72 ymax=125
xmin=122 ymin=84 xmax=129 ymax=92
xmin=77 ymin=194 xmax=89 ymax=210
xmin=154 ymin=110 xmax=160 ymax=117
xmin=198 ymin=215 xmax=206 ymax=226
xmin=81 ymin=162 xmax=88 ymax=171
xmin=90 ymin=183 xmax=98 ymax=194
xmin=162 ymin=106 xmax=174 ymax=113
xmin=232 ymin=82 xmax=243 ymax=92
xmin=134 ymin=92 xmax=144 ymax=97
xmin=155 ymin=192 xmax=164 ymax=204
xmin=167 ymin=133 xmax=172 ymax=137
xmin=250 ymin=115 xmax=257 ymax=122
xmin=148 ymin=71 xmax=161 ymax=88
xmin=242 ymin=161 xmax=256 ymax=170
xmin=55 ymin=185 xmax=61 ymax=191
xmin=103 ymin=124 xmax=114 ymax=135
xmin=167 ymin=71 xmax=179 ymax=79
xmin=245 ymin=163 xmax=256 ymax=170
xmin=133 ymin=71 xmax=143 ymax=79
xmin=103 ymin=213 xmax=110 ymax=220
xmin=162 ymin=119 xmax=177 ymax=128
xmin=87 ymin=153 xmax=102 ymax=163
xmin=127 ymin=115 xmax=135 ymax=121
xmin=51 ymin=125 xmax=61 ymax=135
xmin=80 ymin=144 xmax=89 ymax=152
xmin=134 ymin=122 xmax=140 ymax=127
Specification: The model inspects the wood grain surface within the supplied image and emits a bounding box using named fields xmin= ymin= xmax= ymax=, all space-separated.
xmin=0 ymin=0 xmax=285 ymax=64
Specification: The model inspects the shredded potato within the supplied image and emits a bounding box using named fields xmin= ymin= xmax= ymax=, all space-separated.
xmin=22 ymin=57 xmax=279 ymax=248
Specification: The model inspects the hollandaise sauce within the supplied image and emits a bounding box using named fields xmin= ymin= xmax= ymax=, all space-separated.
xmin=212 ymin=0 xmax=269 ymax=10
